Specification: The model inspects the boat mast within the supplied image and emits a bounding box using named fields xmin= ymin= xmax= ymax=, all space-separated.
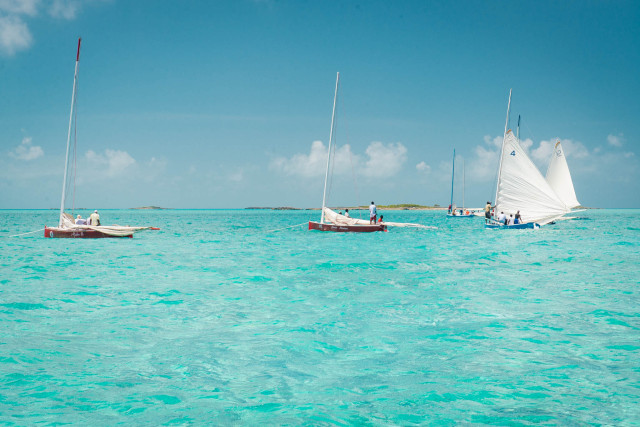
xmin=516 ymin=114 xmax=521 ymax=141
xmin=449 ymin=149 xmax=455 ymax=211
xmin=462 ymin=157 xmax=465 ymax=210
xmin=494 ymin=88 xmax=512 ymax=214
xmin=320 ymin=72 xmax=339 ymax=224
xmin=59 ymin=37 xmax=81 ymax=227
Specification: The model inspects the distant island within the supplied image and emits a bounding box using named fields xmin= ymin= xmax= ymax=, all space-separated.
xmin=131 ymin=206 xmax=169 ymax=210
xmin=245 ymin=204 xmax=444 ymax=210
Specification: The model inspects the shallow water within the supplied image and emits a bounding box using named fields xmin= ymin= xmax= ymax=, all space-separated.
xmin=0 ymin=209 xmax=638 ymax=424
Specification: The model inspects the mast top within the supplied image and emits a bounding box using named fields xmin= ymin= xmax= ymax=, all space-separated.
xmin=76 ymin=38 xmax=82 ymax=61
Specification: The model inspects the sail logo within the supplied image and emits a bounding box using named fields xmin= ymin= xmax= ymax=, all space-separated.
xmin=555 ymin=149 xmax=563 ymax=157
xmin=510 ymin=151 xmax=516 ymax=156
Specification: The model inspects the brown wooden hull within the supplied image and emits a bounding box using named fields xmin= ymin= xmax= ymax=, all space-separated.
xmin=44 ymin=227 xmax=133 ymax=238
xmin=308 ymin=221 xmax=387 ymax=232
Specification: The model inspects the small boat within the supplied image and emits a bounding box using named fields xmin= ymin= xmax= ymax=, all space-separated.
xmin=308 ymin=73 xmax=386 ymax=233
xmin=45 ymin=38 xmax=153 ymax=238
xmin=485 ymin=89 xmax=569 ymax=229
xmin=446 ymin=149 xmax=474 ymax=218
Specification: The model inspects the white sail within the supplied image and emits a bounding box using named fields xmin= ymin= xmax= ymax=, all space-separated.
xmin=496 ymin=130 xmax=569 ymax=225
xmin=546 ymin=141 xmax=580 ymax=209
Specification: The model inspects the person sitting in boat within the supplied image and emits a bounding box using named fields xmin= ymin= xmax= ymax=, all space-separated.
xmin=498 ymin=211 xmax=506 ymax=224
xmin=459 ymin=209 xmax=463 ymax=215
xmin=508 ymin=214 xmax=514 ymax=225
xmin=515 ymin=211 xmax=522 ymax=224
xmin=369 ymin=202 xmax=377 ymax=224
xmin=344 ymin=209 xmax=350 ymax=218
xmin=378 ymin=215 xmax=384 ymax=224
xmin=75 ymin=215 xmax=87 ymax=225
xmin=513 ymin=215 xmax=520 ymax=225
xmin=88 ymin=210 xmax=100 ymax=226
xmin=448 ymin=204 xmax=452 ymax=214
xmin=465 ymin=210 xmax=470 ymax=215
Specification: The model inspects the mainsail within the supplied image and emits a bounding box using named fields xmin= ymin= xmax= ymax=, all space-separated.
xmin=495 ymin=130 xmax=569 ymax=225
xmin=545 ymin=141 xmax=580 ymax=209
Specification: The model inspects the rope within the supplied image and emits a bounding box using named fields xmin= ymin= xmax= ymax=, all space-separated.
xmin=2 ymin=228 xmax=44 ymax=238
xmin=264 ymin=222 xmax=308 ymax=233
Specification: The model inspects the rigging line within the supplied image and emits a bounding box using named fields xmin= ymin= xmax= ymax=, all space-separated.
xmin=72 ymin=77 xmax=78 ymax=214
xmin=327 ymin=98 xmax=338 ymax=207
xmin=2 ymin=228 xmax=44 ymax=238
xmin=340 ymin=91 xmax=363 ymax=220
xmin=264 ymin=222 xmax=308 ymax=233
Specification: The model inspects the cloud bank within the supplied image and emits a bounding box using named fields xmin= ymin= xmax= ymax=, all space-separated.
xmin=10 ymin=136 xmax=43 ymax=160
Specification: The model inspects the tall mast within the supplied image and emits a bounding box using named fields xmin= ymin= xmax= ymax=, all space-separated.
xmin=462 ymin=157 xmax=465 ymax=210
xmin=449 ymin=149 xmax=455 ymax=210
xmin=494 ymin=88 xmax=512 ymax=213
xmin=59 ymin=37 xmax=81 ymax=227
xmin=320 ymin=72 xmax=339 ymax=224
xmin=516 ymin=114 xmax=521 ymax=141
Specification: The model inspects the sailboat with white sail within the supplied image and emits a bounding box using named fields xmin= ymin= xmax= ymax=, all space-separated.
xmin=44 ymin=38 xmax=155 ymax=238
xmin=545 ymin=140 xmax=580 ymax=209
xmin=446 ymin=149 xmax=473 ymax=218
xmin=485 ymin=89 xmax=570 ymax=229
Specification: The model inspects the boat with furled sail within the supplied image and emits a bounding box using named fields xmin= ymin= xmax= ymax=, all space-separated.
xmin=485 ymin=90 xmax=570 ymax=229
xmin=44 ymin=38 xmax=154 ymax=238
xmin=308 ymin=73 xmax=386 ymax=232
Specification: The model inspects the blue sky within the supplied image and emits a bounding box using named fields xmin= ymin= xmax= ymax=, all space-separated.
xmin=1 ymin=0 xmax=638 ymax=209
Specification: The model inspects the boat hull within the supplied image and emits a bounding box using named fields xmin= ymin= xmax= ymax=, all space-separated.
xmin=308 ymin=221 xmax=387 ymax=232
xmin=44 ymin=226 xmax=133 ymax=238
xmin=484 ymin=221 xmax=540 ymax=230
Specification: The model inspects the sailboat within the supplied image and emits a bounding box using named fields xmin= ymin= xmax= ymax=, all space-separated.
xmin=308 ymin=73 xmax=386 ymax=232
xmin=545 ymin=140 xmax=580 ymax=209
xmin=44 ymin=38 xmax=154 ymax=238
xmin=485 ymin=89 xmax=570 ymax=229
xmin=446 ymin=149 xmax=473 ymax=218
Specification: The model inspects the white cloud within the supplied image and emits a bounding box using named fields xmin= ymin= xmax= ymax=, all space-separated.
xmin=416 ymin=161 xmax=431 ymax=173
xmin=85 ymin=149 xmax=136 ymax=177
xmin=270 ymin=140 xmax=354 ymax=178
xmin=361 ymin=141 xmax=407 ymax=178
xmin=271 ymin=140 xmax=407 ymax=179
xmin=483 ymin=134 xmax=502 ymax=149
xmin=10 ymin=136 xmax=43 ymax=160
xmin=624 ymin=152 xmax=634 ymax=158
xmin=0 ymin=0 xmax=39 ymax=15
xmin=0 ymin=14 xmax=32 ymax=55
xmin=49 ymin=0 xmax=80 ymax=19
xmin=530 ymin=138 xmax=589 ymax=163
xmin=608 ymin=133 xmax=624 ymax=147
xmin=0 ymin=0 xmax=96 ymax=56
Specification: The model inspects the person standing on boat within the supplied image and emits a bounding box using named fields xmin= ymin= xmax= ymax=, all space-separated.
xmin=508 ymin=214 xmax=514 ymax=225
xmin=515 ymin=211 xmax=522 ymax=224
xmin=369 ymin=202 xmax=377 ymax=224
xmin=88 ymin=210 xmax=100 ymax=226
xmin=484 ymin=201 xmax=494 ymax=221
xmin=344 ymin=209 xmax=350 ymax=218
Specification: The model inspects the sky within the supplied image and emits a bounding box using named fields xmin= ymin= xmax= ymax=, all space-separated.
xmin=1 ymin=0 xmax=639 ymax=209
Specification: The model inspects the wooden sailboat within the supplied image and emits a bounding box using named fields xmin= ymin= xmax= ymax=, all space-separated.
xmin=446 ymin=149 xmax=473 ymax=218
xmin=308 ymin=73 xmax=386 ymax=232
xmin=485 ymin=89 xmax=569 ymax=229
xmin=44 ymin=38 xmax=153 ymax=238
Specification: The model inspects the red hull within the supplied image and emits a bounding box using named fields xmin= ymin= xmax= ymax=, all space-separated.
xmin=44 ymin=227 xmax=133 ymax=238
xmin=308 ymin=221 xmax=387 ymax=232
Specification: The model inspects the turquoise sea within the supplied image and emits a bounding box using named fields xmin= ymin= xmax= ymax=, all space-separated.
xmin=0 ymin=209 xmax=638 ymax=425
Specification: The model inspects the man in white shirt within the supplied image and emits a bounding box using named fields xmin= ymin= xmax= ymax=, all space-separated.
xmin=75 ymin=215 xmax=86 ymax=225
xmin=344 ymin=209 xmax=350 ymax=218
xmin=369 ymin=202 xmax=377 ymax=224
xmin=498 ymin=211 xmax=506 ymax=224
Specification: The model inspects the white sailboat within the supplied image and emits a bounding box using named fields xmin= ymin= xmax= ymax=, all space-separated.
xmin=486 ymin=90 xmax=570 ymax=229
xmin=545 ymin=140 xmax=580 ymax=209
xmin=446 ymin=149 xmax=473 ymax=218
xmin=45 ymin=38 xmax=155 ymax=238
